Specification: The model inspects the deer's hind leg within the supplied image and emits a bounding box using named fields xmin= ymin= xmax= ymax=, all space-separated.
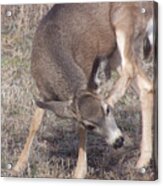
xmin=107 ymin=29 xmax=154 ymax=169
xmin=136 ymin=68 xmax=154 ymax=169
xmin=107 ymin=29 xmax=136 ymax=107
xmin=12 ymin=107 xmax=45 ymax=176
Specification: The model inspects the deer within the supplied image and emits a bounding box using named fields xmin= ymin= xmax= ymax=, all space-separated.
xmin=12 ymin=1 xmax=157 ymax=179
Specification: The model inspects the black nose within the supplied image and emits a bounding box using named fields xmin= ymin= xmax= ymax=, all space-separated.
xmin=113 ymin=137 xmax=124 ymax=149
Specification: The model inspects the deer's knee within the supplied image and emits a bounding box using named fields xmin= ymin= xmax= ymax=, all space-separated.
xmin=137 ymin=73 xmax=153 ymax=92
xmin=136 ymin=74 xmax=154 ymax=112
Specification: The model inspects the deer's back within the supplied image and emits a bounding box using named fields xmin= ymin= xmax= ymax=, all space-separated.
xmin=31 ymin=3 xmax=116 ymax=101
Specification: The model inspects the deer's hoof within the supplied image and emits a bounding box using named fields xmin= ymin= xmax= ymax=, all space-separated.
xmin=136 ymin=153 xmax=151 ymax=170
xmin=73 ymin=168 xmax=87 ymax=179
xmin=10 ymin=160 xmax=28 ymax=176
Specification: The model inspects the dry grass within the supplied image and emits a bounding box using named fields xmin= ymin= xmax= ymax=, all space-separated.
xmin=1 ymin=4 xmax=156 ymax=180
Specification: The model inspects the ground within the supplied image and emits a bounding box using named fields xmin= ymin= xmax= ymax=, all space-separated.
xmin=1 ymin=4 xmax=157 ymax=180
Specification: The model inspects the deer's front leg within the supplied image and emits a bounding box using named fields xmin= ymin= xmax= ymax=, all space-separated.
xmin=12 ymin=107 xmax=45 ymax=176
xmin=136 ymin=70 xmax=153 ymax=169
xmin=73 ymin=127 xmax=87 ymax=179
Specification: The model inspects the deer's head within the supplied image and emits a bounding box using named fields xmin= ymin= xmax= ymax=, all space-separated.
xmin=36 ymin=91 xmax=124 ymax=149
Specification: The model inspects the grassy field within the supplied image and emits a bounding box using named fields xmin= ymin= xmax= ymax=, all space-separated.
xmin=1 ymin=4 xmax=156 ymax=180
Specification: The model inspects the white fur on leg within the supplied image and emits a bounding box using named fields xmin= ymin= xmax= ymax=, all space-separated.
xmin=73 ymin=127 xmax=87 ymax=179
xmin=12 ymin=107 xmax=45 ymax=176
xmin=73 ymin=156 xmax=87 ymax=179
xmin=136 ymin=74 xmax=153 ymax=169
xmin=136 ymin=151 xmax=152 ymax=169
xmin=107 ymin=30 xmax=133 ymax=107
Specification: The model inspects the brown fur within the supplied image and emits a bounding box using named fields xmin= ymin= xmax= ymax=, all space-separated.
xmin=13 ymin=2 xmax=157 ymax=178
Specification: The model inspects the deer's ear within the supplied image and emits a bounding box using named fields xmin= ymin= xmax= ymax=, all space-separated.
xmin=36 ymin=100 xmax=76 ymax=119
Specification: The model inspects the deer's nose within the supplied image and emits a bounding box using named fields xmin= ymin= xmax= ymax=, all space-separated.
xmin=113 ymin=136 xmax=124 ymax=149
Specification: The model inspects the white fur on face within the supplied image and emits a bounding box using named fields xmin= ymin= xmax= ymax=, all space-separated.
xmin=106 ymin=128 xmax=122 ymax=145
xmin=105 ymin=110 xmax=122 ymax=145
xmin=102 ymin=101 xmax=123 ymax=145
